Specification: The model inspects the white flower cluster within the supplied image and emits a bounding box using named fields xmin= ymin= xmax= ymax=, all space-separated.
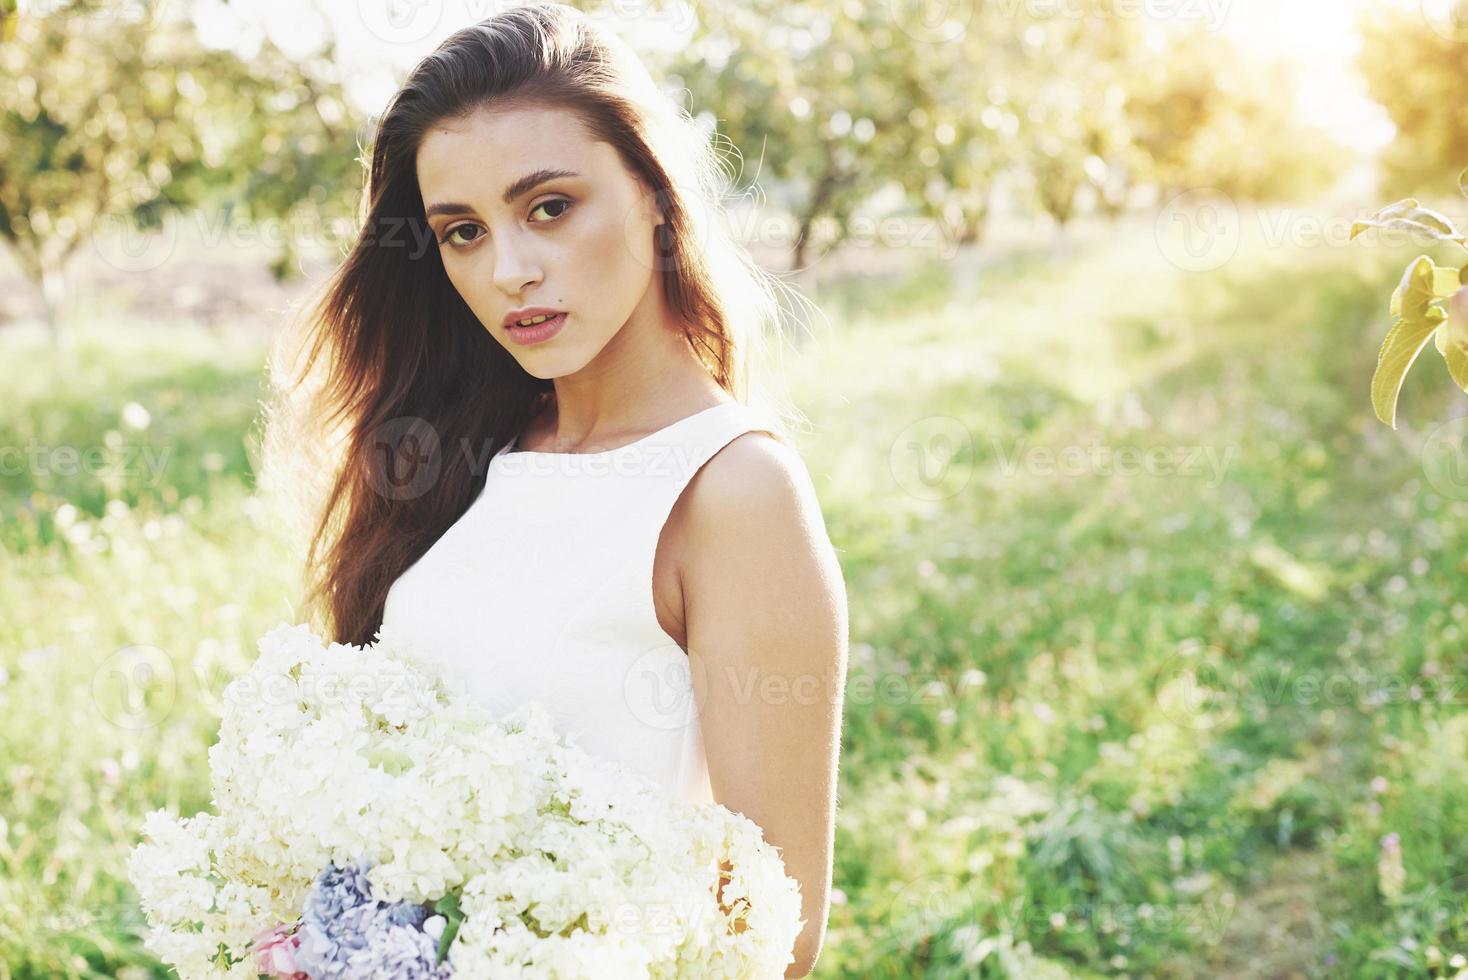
xmin=128 ymin=621 xmax=804 ymax=978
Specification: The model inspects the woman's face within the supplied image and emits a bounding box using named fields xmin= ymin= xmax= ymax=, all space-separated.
xmin=416 ymin=104 xmax=664 ymax=377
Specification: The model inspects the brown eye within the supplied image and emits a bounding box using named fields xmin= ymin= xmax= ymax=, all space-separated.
xmin=530 ymin=198 xmax=572 ymax=222
xmin=441 ymin=224 xmax=483 ymax=247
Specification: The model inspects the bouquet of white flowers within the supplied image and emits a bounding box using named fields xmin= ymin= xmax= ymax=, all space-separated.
xmin=128 ymin=622 xmax=804 ymax=979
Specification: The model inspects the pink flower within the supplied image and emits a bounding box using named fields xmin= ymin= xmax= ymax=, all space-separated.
xmin=250 ymin=922 xmax=308 ymax=979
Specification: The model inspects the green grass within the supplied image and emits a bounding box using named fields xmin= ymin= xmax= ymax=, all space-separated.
xmin=2 ymin=208 xmax=1467 ymax=978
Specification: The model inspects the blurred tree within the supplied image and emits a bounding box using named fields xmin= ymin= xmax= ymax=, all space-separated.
xmin=0 ymin=0 xmax=361 ymax=343
xmin=1357 ymin=1 xmax=1468 ymax=198
xmin=1007 ymin=3 xmax=1146 ymax=234
xmin=872 ymin=2 xmax=1026 ymax=249
xmin=1126 ymin=25 xmax=1344 ymax=204
xmin=666 ymin=0 xmax=933 ymax=271
xmin=1 ymin=1 xmax=199 ymax=341
xmin=202 ymin=42 xmax=366 ymax=283
xmin=1078 ymin=79 xmax=1146 ymax=222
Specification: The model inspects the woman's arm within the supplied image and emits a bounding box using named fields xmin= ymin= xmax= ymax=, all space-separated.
xmin=680 ymin=432 xmax=849 ymax=978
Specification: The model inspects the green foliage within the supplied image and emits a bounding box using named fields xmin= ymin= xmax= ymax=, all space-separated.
xmin=434 ymin=891 xmax=465 ymax=965
xmin=0 ymin=330 xmax=297 ymax=978
xmin=790 ymin=217 xmax=1468 ymax=976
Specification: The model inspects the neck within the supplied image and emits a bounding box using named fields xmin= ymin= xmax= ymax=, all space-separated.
xmin=531 ymin=312 xmax=729 ymax=453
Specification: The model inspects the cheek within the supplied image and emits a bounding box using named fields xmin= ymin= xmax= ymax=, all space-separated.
xmin=580 ymin=200 xmax=658 ymax=296
xmin=440 ymin=257 xmax=499 ymax=328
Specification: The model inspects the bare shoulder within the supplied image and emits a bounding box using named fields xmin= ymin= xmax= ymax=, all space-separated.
xmin=683 ymin=430 xmax=825 ymax=544
xmin=677 ymin=429 xmax=844 ymax=620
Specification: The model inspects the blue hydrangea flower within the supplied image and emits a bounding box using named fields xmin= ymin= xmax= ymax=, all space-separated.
xmin=294 ymin=859 xmax=452 ymax=979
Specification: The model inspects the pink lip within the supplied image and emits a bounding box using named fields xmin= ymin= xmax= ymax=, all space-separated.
xmin=505 ymin=312 xmax=567 ymax=346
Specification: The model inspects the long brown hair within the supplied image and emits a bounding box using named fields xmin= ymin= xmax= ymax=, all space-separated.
xmin=260 ymin=2 xmax=811 ymax=646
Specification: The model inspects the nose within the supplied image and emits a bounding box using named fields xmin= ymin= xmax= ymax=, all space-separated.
xmin=492 ymin=232 xmax=544 ymax=298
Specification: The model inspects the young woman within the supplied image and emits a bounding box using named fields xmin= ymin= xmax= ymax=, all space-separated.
xmin=264 ymin=4 xmax=847 ymax=975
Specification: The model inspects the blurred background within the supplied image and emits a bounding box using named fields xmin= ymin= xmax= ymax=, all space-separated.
xmin=3 ymin=0 xmax=1468 ymax=976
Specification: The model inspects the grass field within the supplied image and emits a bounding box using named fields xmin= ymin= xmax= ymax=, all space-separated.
xmin=2 ymin=208 xmax=1466 ymax=978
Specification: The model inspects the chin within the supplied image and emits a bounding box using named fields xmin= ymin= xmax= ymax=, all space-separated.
xmin=513 ymin=351 xmax=584 ymax=381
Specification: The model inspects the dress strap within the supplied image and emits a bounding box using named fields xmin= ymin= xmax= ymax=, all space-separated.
xmin=628 ymin=401 xmax=783 ymax=648
xmin=547 ymin=400 xmax=784 ymax=658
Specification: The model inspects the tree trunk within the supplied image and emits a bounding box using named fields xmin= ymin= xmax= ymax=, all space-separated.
xmin=1051 ymin=220 xmax=1072 ymax=261
xmin=791 ymin=201 xmax=827 ymax=274
xmin=960 ymin=197 xmax=991 ymax=247
xmin=791 ymin=221 xmax=811 ymax=275
xmin=39 ymin=256 xmax=67 ymax=347
xmin=790 ymin=160 xmax=841 ymax=274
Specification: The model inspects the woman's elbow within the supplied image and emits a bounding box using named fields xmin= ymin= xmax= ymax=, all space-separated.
xmin=784 ymin=936 xmax=823 ymax=977
xmin=784 ymin=954 xmax=815 ymax=977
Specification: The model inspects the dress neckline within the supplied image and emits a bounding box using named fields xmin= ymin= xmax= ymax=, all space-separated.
xmin=501 ymin=400 xmax=738 ymax=458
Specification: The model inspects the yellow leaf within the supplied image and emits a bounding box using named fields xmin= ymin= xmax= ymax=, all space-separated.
xmin=1433 ymin=265 xmax=1463 ymax=298
xmin=1356 ymin=203 xmax=1468 ymax=245
xmin=1390 ymin=256 xmax=1435 ymax=320
xmin=1371 ymin=313 xmax=1446 ymax=429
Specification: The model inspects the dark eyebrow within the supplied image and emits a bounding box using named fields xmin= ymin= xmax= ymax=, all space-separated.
xmin=424 ymin=168 xmax=581 ymax=220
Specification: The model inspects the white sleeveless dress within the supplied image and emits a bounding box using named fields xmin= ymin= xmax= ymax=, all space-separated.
xmin=379 ymin=399 xmax=781 ymax=806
